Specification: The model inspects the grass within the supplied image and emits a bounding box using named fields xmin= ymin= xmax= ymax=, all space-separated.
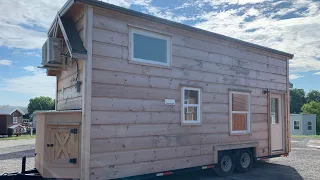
xmin=291 ymin=135 xmax=320 ymax=139
xmin=0 ymin=134 xmax=36 ymax=140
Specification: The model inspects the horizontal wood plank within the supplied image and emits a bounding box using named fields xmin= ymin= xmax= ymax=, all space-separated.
xmin=91 ymin=134 xmax=203 ymax=153
xmin=93 ymin=27 xmax=128 ymax=46
xmin=91 ymin=130 xmax=268 ymax=153
xmin=93 ymin=69 xmax=285 ymax=91
xmin=92 ymin=83 xmax=230 ymax=103
xmin=91 ymin=111 xmax=181 ymax=125
xmin=91 ymin=111 xmax=267 ymax=125
xmin=90 ymin=145 xmax=201 ymax=167
xmin=92 ymin=97 xmax=261 ymax=114
xmin=91 ymin=124 xmax=229 ymax=139
xmin=90 ymin=155 xmax=213 ymax=179
xmin=92 ymin=41 xmax=128 ymax=59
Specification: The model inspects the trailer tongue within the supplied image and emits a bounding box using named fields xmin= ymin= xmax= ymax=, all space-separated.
xmin=0 ymin=157 xmax=42 ymax=180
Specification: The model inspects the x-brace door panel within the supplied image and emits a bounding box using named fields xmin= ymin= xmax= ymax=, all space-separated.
xmin=47 ymin=125 xmax=79 ymax=168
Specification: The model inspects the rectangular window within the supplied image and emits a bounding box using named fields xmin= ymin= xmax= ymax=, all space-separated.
xmin=293 ymin=120 xmax=300 ymax=130
xmin=229 ymin=91 xmax=251 ymax=134
xmin=308 ymin=121 xmax=312 ymax=130
xmin=130 ymin=27 xmax=171 ymax=66
xmin=181 ymin=87 xmax=201 ymax=125
xmin=13 ymin=117 xmax=18 ymax=124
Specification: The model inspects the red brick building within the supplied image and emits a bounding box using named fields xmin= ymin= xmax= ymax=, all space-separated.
xmin=0 ymin=107 xmax=25 ymax=135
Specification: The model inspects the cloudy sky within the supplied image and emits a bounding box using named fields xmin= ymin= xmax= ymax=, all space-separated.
xmin=0 ymin=0 xmax=319 ymax=106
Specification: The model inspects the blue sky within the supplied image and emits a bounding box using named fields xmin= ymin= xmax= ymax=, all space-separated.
xmin=0 ymin=0 xmax=320 ymax=106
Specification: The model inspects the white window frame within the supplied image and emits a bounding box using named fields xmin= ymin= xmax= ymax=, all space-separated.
xmin=181 ymin=87 xmax=201 ymax=125
xmin=129 ymin=27 xmax=171 ymax=66
xmin=293 ymin=120 xmax=300 ymax=130
xmin=307 ymin=121 xmax=312 ymax=130
xmin=13 ymin=117 xmax=18 ymax=124
xmin=229 ymin=91 xmax=251 ymax=134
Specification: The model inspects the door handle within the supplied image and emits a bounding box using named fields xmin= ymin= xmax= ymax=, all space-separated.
xmin=47 ymin=144 xmax=54 ymax=147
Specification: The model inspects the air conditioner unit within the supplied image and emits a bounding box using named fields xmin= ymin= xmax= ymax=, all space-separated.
xmin=42 ymin=37 xmax=63 ymax=66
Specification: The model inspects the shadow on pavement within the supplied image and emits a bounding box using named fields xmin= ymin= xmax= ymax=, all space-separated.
xmin=0 ymin=149 xmax=35 ymax=161
xmin=150 ymin=161 xmax=303 ymax=180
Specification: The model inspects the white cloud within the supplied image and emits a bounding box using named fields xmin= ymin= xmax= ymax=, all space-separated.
xmin=0 ymin=59 xmax=12 ymax=66
xmin=0 ymin=0 xmax=158 ymax=50
xmin=0 ymin=0 xmax=66 ymax=49
xmin=12 ymin=50 xmax=41 ymax=57
xmin=0 ymin=66 xmax=56 ymax=98
xmin=290 ymin=74 xmax=304 ymax=80
xmin=246 ymin=7 xmax=260 ymax=17
xmin=313 ymin=72 xmax=320 ymax=75
xmin=195 ymin=1 xmax=320 ymax=74
xmin=202 ymin=0 xmax=268 ymax=6
xmin=24 ymin=66 xmax=39 ymax=73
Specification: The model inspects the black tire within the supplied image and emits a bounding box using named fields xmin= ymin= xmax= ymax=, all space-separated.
xmin=235 ymin=149 xmax=254 ymax=173
xmin=213 ymin=151 xmax=235 ymax=177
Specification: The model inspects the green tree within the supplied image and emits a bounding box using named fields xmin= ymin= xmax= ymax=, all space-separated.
xmin=301 ymin=101 xmax=320 ymax=134
xmin=306 ymin=90 xmax=320 ymax=103
xmin=290 ymin=88 xmax=306 ymax=114
xmin=27 ymin=96 xmax=55 ymax=115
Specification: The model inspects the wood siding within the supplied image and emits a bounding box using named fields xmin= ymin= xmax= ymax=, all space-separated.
xmin=89 ymin=7 xmax=288 ymax=180
xmin=7 ymin=110 xmax=23 ymax=126
xmin=56 ymin=11 xmax=85 ymax=110
xmin=0 ymin=115 xmax=7 ymax=135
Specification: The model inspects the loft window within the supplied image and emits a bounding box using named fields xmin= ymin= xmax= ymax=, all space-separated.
xmin=130 ymin=27 xmax=171 ymax=66
xmin=294 ymin=120 xmax=300 ymax=130
xmin=181 ymin=87 xmax=201 ymax=125
xmin=307 ymin=121 xmax=312 ymax=130
xmin=229 ymin=91 xmax=251 ymax=134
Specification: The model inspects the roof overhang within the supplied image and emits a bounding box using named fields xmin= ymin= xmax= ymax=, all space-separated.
xmin=0 ymin=109 xmax=25 ymax=116
xmin=47 ymin=0 xmax=87 ymax=60
xmin=51 ymin=0 xmax=294 ymax=60
xmin=13 ymin=109 xmax=25 ymax=116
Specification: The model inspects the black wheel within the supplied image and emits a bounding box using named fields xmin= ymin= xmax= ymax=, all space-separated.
xmin=213 ymin=151 xmax=235 ymax=177
xmin=235 ymin=149 xmax=254 ymax=173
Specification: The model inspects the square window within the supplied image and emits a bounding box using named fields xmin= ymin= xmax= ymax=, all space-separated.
xmin=230 ymin=91 xmax=251 ymax=134
xmin=130 ymin=28 xmax=171 ymax=66
xmin=182 ymin=87 xmax=201 ymax=125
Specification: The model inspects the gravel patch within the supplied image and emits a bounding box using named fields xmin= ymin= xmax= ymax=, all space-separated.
xmin=0 ymin=139 xmax=35 ymax=174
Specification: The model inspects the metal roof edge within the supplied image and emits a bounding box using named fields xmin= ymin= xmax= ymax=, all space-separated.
xmin=10 ymin=108 xmax=25 ymax=116
xmin=74 ymin=0 xmax=294 ymax=59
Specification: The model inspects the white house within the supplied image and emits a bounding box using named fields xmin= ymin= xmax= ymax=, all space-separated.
xmin=290 ymin=114 xmax=317 ymax=135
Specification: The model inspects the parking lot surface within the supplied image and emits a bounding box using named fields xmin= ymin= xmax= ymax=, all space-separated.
xmin=0 ymin=137 xmax=319 ymax=180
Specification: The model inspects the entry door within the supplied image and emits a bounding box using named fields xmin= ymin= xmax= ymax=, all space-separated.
xmin=270 ymin=94 xmax=284 ymax=152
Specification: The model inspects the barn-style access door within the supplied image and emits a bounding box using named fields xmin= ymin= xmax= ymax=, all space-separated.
xmin=270 ymin=94 xmax=284 ymax=153
xmin=47 ymin=125 xmax=79 ymax=167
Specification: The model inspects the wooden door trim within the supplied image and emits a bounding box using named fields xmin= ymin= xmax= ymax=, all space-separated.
xmin=267 ymin=91 xmax=271 ymax=156
xmin=269 ymin=93 xmax=285 ymax=154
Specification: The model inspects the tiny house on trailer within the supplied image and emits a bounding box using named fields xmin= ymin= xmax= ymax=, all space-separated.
xmin=35 ymin=0 xmax=294 ymax=179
